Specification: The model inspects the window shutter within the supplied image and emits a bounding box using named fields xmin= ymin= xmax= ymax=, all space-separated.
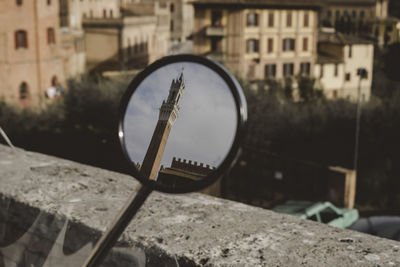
xmin=15 ymin=31 xmax=18 ymax=49
xmin=25 ymin=31 xmax=28 ymax=48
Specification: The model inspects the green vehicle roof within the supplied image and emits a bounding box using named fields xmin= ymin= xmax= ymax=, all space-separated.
xmin=273 ymin=201 xmax=359 ymax=228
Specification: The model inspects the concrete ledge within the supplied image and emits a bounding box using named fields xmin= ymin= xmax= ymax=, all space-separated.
xmin=0 ymin=144 xmax=399 ymax=266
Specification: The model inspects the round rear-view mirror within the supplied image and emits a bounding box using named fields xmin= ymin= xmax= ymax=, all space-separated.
xmin=119 ymin=54 xmax=247 ymax=193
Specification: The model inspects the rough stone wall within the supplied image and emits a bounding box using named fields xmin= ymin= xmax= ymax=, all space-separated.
xmin=0 ymin=144 xmax=399 ymax=266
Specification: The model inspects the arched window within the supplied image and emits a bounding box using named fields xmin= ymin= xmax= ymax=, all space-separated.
xmin=19 ymin=82 xmax=30 ymax=107
xmin=15 ymin=30 xmax=28 ymax=49
xmin=16 ymin=0 xmax=23 ymax=6
xmin=47 ymin=27 xmax=55 ymax=44
xmin=47 ymin=0 xmax=51 ymax=5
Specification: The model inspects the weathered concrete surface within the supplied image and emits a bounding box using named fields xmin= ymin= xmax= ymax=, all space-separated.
xmin=0 ymin=144 xmax=399 ymax=266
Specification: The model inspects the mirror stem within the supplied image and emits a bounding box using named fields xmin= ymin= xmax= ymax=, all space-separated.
xmin=82 ymin=185 xmax=153 ymax=267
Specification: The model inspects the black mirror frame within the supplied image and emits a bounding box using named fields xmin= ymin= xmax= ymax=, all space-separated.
xmin=118 ymin=54 xmax=247 ymax=194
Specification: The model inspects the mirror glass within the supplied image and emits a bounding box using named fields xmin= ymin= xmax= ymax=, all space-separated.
xmin=122 ymin=62 xmax=238 ymax=190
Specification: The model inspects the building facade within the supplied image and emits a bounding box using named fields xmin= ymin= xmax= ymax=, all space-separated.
xmin=193 ymin=0 xmax=321 ymax=81
xmin=0 ymin=0 xmax=65 ymax=107
xmin=81 ymin=0 xmax=170 ymax=72
xmin=319 ymin=0 xmax=400 ymax=46
xmin=314 ymin=30 xmax=374 ymax=101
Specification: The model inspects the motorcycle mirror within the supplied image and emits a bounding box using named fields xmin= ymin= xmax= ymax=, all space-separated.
xmin=119 ymin=54 xmax=247 ymax=193
xmin=83 ymin=55 xmax=247 ymax=267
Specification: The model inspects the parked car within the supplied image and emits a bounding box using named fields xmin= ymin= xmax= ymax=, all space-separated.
xmin=273 ymin=201 xmax=359 ymax=229
xmin=349 ymin=216 xmax=400 ymax=242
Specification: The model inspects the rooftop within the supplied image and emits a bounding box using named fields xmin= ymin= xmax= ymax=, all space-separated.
xmin=319 ymin=30 xmax=373 ymax=45
xmin=191 ymin=0 xmax=322 ymax=8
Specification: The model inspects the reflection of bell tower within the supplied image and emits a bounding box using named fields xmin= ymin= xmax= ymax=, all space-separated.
xmin=140 ymin=72 xmax=185 ymax=180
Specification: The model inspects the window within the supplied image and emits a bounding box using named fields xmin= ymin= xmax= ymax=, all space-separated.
xmin=19 ymin=82 xmax=30 ymax=107
xmin=128 ymin=39 xmax=132 ymax=56
xmin=15 ymin=30 xmax=28 ymax=49
xmin=308 ymin=215 xmax=318 ymax=222
xmin=267 ymin=38 xmax=273 ymax=53
xmin=110 ymin=10 xmax=113 ymax=18
xmin=320 ymin=64 xmax=324 ymax=78
xmin=352 ymin=10 xmax=357 ymax=18
xmin=47 ymin=0 xmax=51 ymax=5
xmin=334 ymin=64 xmax=339 ymax=77
xmin=320 ymin=208 xmax=340 ymax=223
xmin=302 ymin=37 xmax=308 ymax=51
xmin=103 ymin=9 xmax=107 ymax=18
xmin=300 ymin=62 xmax=310 ymax=75
xmin=345 ymin=73 xmax=351 ymax=81
xmin=211 ymin=10 xmax=222 ymax=27
xmin=170 ymin=20 xmax=174 ymax=31
xmin=283 ymin=63 xmax=294 ymax=77
xmin=19 ymin=82 xmax=29 ymax=100
xmin=344 ymin=10 xmax=349 ymax=17
xmin=247 ymin=12 xmax=258 ymax=27
xmin=16 ymin=0 xmax=22 ymax=6
xmin=304 ymin=12 xmax=309 ymax=27
xmin=348 ymin=45 xmax=352 ymax=58
xmin=265 ymin=64 xmax=276 ymax=78
xmin=246 ymin=39 xmax=259 ymax=53
xmin=327 ymin=10 xmax=332 ymax=18
xmin=286 ymin=11 xmax=292 ymax=27
xmin=268 ymin=12 xmax=274 ymax=27
xmin=360 ymin=10 xmax=365 ymax=19
xmin=283 ymin=38 xmax=295 ymax=52
xmin=170 ymin=3 xmax=174 ymax=12
xmin=333 ymin=90 xmax=338 ymax=99
xmin=211 ymin=38 xmax=222 ymax=52
xmin=47 ymin=28 xmax=55 ymax=44
xmin=335 ymin=10 xmax=340 ymax=19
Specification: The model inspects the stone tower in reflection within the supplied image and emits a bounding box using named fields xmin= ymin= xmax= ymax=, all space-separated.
xmin=140 ymin=72 xmax=185 ymax=180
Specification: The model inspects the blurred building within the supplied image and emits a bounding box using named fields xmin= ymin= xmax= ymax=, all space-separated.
xmin=314 ymin=29 xmax=374 ymax=101
xmin=192 ymin=0 xmax=321 ymax=81
xmin=169 ymin=0 xmax=194 ymax=42
xmin=0 ymin=0 xmax=65 ymax=107
xmin=319 ymin=0 xmax=400 ymax=46
xmin=81 ymin=0 xmax=170 ymax=72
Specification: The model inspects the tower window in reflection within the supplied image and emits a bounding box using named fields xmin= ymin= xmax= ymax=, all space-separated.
xmin=123 ymin=62 xmax=237 ymax=185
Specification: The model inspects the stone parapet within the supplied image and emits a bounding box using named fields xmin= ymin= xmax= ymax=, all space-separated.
xmin=0 ymin=144 xmax=399 ymax=266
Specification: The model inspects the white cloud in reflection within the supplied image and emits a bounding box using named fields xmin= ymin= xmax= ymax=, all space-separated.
xmin=123 ymin=62 xmax=237 ymax=169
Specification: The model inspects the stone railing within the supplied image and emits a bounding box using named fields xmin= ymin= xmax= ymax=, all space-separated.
xmin=0 ymin=144 xmax=399 ymax=266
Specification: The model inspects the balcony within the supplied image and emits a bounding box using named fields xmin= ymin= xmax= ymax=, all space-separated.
xmin=205 ymin=26 xmax=226 ymax=37
xmin=205 ymin=52 xmax=224 ymax=63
